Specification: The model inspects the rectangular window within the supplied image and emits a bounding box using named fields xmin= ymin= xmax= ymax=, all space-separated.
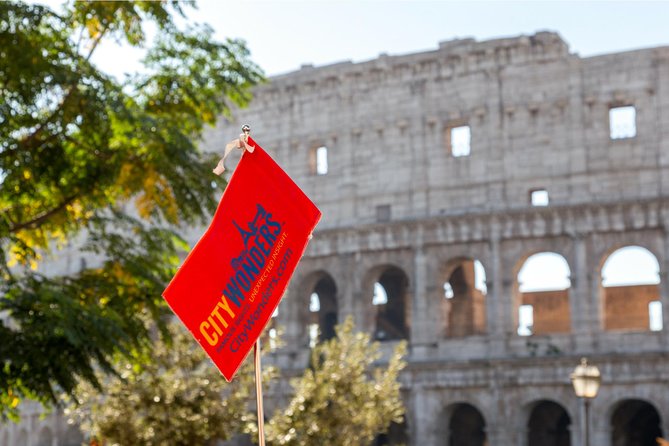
xmin=609 ymin=105 xmax=636 ymax=139
xmin=518 ymin=304 xmax=534 ymax=336
xmin=449 ymin=125 xmax=471 ymax=157
xmin=310 ymin=145 xmax=329 ymax=175
xmin=531 ymin=189 xmax=549 ymax=206
xmin=649 ymin=301 xmax=663 ymax=332
xmin=316 ymin=146 xmax=328 ymax=175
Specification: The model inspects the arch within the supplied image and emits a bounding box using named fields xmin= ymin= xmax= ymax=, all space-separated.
xmin=373 ymin=416 xmax=409 ymax=446
xmin=300 ymin=271 xmax=338 ymax=347
xmin=601 ymin=246 xmax=663 ymax=332
xmin=611 ymin=399 xmax=663 ymax=446
xmin=527 ymin=400 xmax=571 ymax=446
xmin=448 ymin=402 xmax=487 ymax=446
xmin=514 ymin=252 xmax=572 ymax=336
xmin=440 ymin=258 xmax=487 ymax=337
xmin=368 ymin=265 xmax=410 ymax=341
xmin=37 ymin=426 xmax=53 ymax=446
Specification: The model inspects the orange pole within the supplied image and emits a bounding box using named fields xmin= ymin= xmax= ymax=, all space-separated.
xmin=254 ymin=340 xmax=266 ymax=446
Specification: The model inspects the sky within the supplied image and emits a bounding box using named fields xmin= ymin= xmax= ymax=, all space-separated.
xmin=56 ymin=0 xmax=669 ymax=79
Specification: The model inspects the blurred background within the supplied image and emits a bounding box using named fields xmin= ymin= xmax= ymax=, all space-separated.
xmin=2 ymin=1 xmax=669 ymax=445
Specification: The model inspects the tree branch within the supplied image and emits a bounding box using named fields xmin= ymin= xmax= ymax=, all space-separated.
xmin=9 ymin=194 xmax=79 ymax=233
xmin=17 ymin=22 xmax=111 ymax=154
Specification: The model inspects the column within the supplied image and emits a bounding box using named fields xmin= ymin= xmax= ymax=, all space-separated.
xmin=571 ymin=234 xmax=595 ymax=352
xmin=660 ymin=209 xmax=669 ymax=344
xmin=487 ymin=218 xmax=508 ymax=357
xmin=412 ymin=241 xmax=432 ymax=348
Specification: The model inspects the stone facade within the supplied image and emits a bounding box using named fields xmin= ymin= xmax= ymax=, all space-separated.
xmin=0 ymin=402 xmax=83 ymax=446
xmin=202 ymin=32 xmax=669 ymax=446
xmin=3 ymin=31 xmax=669 ymax=446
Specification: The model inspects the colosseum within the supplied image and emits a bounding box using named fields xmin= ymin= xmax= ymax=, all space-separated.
xmin=3 ymin=31 xmax=669 ymax=446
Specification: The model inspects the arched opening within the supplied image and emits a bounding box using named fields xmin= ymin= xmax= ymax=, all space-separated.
xmin=442 ymin=259 xmax=487 ymax=337
xmin=372 ymin=266 xmax=410 ymax=341
xmin=611 ymin=399 xmax=663 ymax=446
xmin=307 ymin=274 xmax=338 ymax=348
xmin=516 ymin=253 xmax=572 ymax=336
xmin=373 ymin=417 xmax=408 ymax=446
xmin=448 ymin=403 xmax=487 ymax=446
xmin=601 ymin=246 xmax=662 ymax=331
xmin=37 ymin=426 xmax=53 ymax=446
xmin=527 ymin=400 xmax=571 ymax=446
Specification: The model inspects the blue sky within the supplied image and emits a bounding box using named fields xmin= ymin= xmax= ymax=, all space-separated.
xmin=68 ymin=0 xmax=669 ymax=78
xmin=198 ymin=0 xmax=669 ymax=76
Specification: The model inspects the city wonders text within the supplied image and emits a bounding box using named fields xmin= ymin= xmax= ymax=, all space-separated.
xmin=199 ymin=204 xmax=284 ymax=347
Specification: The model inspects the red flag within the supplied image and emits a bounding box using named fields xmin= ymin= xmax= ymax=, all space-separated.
xmin=163 ymin=138 xmax=321 ymax=381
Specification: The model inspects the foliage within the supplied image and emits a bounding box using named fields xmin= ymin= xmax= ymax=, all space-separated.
xmin=63 ymin=320 xmax=405 ymax=446
xmin=264 ymin=317 xmax=407 ymax=446
xmin=63 ymin=321 xmax=274 ymax=446
xmin=0 ymin=0 xmax=264 ymax=419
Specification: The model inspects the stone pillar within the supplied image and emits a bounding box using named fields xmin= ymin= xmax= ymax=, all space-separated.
xmin=273 ymin=281 xmax=307 ymax=369
xmin=514 ymin=426 xmax=529 ymax=446
xmin=499 ymin=275 xmax=516 ymax=352
xmin=338 ymin=253 xmax=357 ymax=318
xmin=411 ymin=386 xmax=442 ymax=446
xmin=660 ymin=208 xmax=669 ymax=344
xmin=412 ymin=242 xmax=431 ymax=346
xmin=571 ymin=234 xmax=594 ymax=352
xmin=410 ymin=386 xmax=427 ymax=446
xmin=485 ymin=426 xmax=509 ymax=446
xmin=281 ymin=281 xmax=302 ymax=345
xmin=487 ymin=230 xmax=501 ymax=335
xmin=658 ymin=268 xmax=669 ymax=344
xmin=488 ymin=222 xmax=506 ymax=356
xmin=591 ymin=422 xmax=611 ymax=446
xmin=350 ymin=252 xmax=371 ymax=332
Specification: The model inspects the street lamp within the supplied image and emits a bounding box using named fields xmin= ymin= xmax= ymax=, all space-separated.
xmin=571 ymin=358 xmax=601 ymax=446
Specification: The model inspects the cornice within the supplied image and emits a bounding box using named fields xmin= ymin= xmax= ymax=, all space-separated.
xmin=257 ymin=33 xmax=575 ymax=98
xmin=306 ymin=199 xmax=668 ymax=257
xmin=403 ymin=351 xmax=669 ymax=389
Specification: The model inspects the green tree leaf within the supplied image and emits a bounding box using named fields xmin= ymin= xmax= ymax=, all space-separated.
xmin=63 ymin=320 xmax=273 ymax=446
xmin=0 ymin=0 xmax=264 ymax=419
xmin=264 ymin=317 xmax=407 ymax=446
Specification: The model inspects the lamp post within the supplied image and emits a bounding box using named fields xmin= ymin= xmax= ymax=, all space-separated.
xmin=571 ymin=358 xmax=601 ymax=446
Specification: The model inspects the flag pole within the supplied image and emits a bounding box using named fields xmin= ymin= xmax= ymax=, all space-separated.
xmin=254 ymin=339 xmax=266 ymax=446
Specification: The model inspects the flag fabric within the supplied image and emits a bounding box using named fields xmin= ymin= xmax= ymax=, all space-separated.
xmin=163 ymin=137 xmax=321 ymax=381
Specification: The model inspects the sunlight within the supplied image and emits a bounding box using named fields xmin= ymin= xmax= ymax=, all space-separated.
xmin=602 ymin=246 xmax=660 ymax=286
xmin=518 ymin=252 xmax=571 ymax=292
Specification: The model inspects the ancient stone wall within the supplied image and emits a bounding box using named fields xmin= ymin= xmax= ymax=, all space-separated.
xmin=204 ymin=32 xmax=669 ymax=446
